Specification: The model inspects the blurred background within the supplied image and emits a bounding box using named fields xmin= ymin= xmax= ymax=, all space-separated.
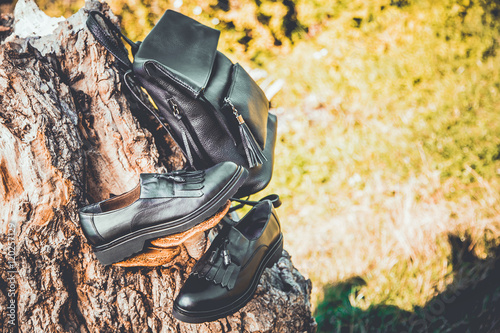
xmin=5 ymin=0 xmax=500 ymax=331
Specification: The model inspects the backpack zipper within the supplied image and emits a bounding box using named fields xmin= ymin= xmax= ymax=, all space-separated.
xmin=146 ymin=62 xmax=238 ymax=162
xmin=146 ymin=61 xmax=237 ymax=146
xmin=164 ymin=97 xmax=195 ymax=166
xmin=167 ymin=98 xmax=182 ymax=120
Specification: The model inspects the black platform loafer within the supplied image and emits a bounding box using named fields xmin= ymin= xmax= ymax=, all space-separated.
xmin=79 ymin=161 xmax=248 ymax=265
xmin=172 ymin=199 xmax=283 ymax=323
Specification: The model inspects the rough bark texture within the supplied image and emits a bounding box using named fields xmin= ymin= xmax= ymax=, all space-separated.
xmin=0 ymin=0 xmax=316 ymax=332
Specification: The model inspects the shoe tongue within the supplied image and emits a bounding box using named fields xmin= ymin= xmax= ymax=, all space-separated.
xmin=139 ymin=173 xmax=158 ymax=184
xmin=139 ymin=174 xmax=175 ymax=199
xmin=226 ymin=226 xmax=249 ymax=250
xmin=217 ymin=227 xmax=250 ymax=267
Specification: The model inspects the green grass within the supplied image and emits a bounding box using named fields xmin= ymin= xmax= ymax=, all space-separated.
xmin=266 ymin=0 xmax=500 ymax=193
xmin=251 ymin=0 xmax=500 ymax=329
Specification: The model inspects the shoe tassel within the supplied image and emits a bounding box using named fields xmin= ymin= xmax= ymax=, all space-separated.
xmin=195 ymin=238 xmax=239 ymax=289
xmin=208 ymin=239 xmax=231 ymax=267
xmin=154 ymin=174 xmax=186 ymax=183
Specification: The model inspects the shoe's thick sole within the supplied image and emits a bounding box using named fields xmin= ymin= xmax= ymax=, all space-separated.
xmin=93 ymin=166 xmax=248 ymax=266
xmin=172 ymin=233 xmax=284 ymax=323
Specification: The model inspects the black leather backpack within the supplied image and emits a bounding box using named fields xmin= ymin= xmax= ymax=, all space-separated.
xmin=87 ymin=9 xmax=277 ymax=198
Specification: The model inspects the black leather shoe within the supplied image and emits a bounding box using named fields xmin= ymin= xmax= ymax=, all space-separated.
xmin=79 ymin=162 xmax=248 ymax=265
xmin=172 ymin=199 xmax=283 ymax=323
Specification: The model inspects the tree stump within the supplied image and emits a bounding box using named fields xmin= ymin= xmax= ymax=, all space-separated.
xmin=0 ymin=0 xmax=317 ymax=332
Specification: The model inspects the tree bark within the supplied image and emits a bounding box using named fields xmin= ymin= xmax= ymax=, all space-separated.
xmin=0 ymin=0 xmax=316 ymax=332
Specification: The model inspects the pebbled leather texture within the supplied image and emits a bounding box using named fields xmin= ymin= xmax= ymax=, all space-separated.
xmin=134 ymin=63 xmax=245 ymax=168
xmin=130 ymin=11 xmax=273 ymax=197
xmin=78 ymin=162 xmax=246 ymax=246
xmin=173 ymin=200 xmax=283 ymax=322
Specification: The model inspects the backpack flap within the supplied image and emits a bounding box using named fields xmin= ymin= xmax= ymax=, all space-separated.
xmin=133 ymin=9 xmax=220 ymax=98
xmin=133 ymin=10 xmax=269 ymax=169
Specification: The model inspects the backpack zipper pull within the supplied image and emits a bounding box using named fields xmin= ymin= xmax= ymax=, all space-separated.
xmin=224 ymin=97 xmax=267 ymax=168
xmin=166 ymin=98 xmax=195 ymax=167
xmin=167 ymin=98 xmax=182 ymax=120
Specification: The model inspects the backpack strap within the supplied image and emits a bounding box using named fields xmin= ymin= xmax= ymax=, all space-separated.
xmin=86 ymin=10 xmax=195 ymax=168
xmin=86 ymin=10 xmax=139 ymax=69
xmin=123 ymin=70 xmax=195 ymax=167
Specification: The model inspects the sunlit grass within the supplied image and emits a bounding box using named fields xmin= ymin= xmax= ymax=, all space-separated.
xmin=253 ymin=0 xmax=500 ymax=326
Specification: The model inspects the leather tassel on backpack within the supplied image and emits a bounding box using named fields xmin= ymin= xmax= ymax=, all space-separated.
xmin=224 ymin=97 xmax=267 ymax=168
